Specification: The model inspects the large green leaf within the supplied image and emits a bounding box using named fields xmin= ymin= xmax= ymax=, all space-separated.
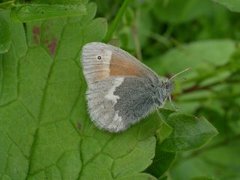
xmin=0 ymin=2 xmax=166 ymax=179
xmin=213 ymin=0 xmax=240 ymax=12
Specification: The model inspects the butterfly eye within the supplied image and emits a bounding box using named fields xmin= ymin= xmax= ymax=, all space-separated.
xmin=96 ymin=55 xmax=102 ymax=61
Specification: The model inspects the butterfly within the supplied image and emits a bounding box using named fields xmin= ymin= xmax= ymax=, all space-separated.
xmin=81 ymin=42 xmax=186 ymax=132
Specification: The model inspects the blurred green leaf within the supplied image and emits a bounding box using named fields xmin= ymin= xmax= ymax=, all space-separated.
xmin=152 ymin=0 xmax=213 ymax=24
xmin=196 ymin=105 xmax=227 ymax=135
xmin=213 ymin=0 xmax=240 ymax=12
xmin=0 ymin=0 xmax=14 ymax=9
xmin=191 ymin=176 xmax=214 ymax=180
xmin=160 ymin=113 xmax=218 ymax=152
xmin=25 ymin=0 xmax=88 ymax=4
xmin=171 ymin=139 xmax=240 ymax=179
xmin=104 ymin=0 xmax=132 ymax=42
xmin=146 ymin=40 xmax=236 ymax=75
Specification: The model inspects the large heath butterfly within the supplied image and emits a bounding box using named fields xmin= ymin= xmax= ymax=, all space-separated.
xmin=82 ymin=42 xmax=187 ymax=132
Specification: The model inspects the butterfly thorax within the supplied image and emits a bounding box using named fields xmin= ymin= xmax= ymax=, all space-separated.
xmin=150 ymin=78 xmax=173 ymax=107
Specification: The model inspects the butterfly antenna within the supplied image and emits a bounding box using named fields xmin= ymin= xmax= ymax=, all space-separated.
xmin=169 ymin=67 xmax=191 ymax=80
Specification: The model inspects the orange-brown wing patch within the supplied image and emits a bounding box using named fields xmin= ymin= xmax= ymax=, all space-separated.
xmin=110 ymin=53 xmax=145 ymax=77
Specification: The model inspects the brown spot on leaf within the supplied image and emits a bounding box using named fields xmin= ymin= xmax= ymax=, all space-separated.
xmin=47 ymin=38 xmax=58 ymax=56
xmin=77 ymin=121 xmax=81 ymax=130
xmin=32 ymin=26 xmax=41 ymax=45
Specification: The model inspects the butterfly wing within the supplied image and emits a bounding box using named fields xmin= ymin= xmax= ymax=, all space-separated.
xmin=82 ymin=42 xmax=159 ymax=132
xmin=82 ymin=42 xmax=156 ymax=85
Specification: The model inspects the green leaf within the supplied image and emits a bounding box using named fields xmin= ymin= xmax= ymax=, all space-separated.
xmin=0 ymin=12 xmax=11 ymax=53
xmin=213 ymin=0 xmax=240 ymax=12
xmin=11 ymin=3 xmax=87 ymax=22
xmin=155 ymin=121 xmax=173 ymax=144
xmin=160 ymin=113 xmax=218 ymax=152
xmin=196 ymin=106 xmax=227 ymax=135
xmin=146 ymin=146 xmax=176 ymax=178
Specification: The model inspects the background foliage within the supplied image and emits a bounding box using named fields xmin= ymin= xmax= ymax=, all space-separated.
xmin=0 ymin=0 xmax=239 ymax=179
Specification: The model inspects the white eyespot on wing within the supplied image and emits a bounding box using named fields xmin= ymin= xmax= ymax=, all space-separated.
xmin=105 ymin=77 xmax=124 ymax=104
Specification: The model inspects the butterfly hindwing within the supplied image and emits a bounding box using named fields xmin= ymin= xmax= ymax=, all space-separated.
xmin=86 ymin=77 xmax=156 ymax=132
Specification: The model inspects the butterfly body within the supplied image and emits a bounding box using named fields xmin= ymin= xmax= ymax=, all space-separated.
xmin=82 ymin=42 xmax=172 ymax=132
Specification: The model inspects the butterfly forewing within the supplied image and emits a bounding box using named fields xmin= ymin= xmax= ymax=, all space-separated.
xmin=82 ymin=42 xmax=156 ymax=82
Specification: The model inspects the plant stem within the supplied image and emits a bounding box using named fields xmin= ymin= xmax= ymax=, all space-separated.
xmin=173 ymin=76 xmax=240 ymax=100
xmin=103 ymin=0 xmax=132 ymax=42
xmin=182 ymin=79 xmax=237 ymax=94
xmin=183 ymin=62 xmax=232 ymax=85
xmin=131 ymin=10 xmax=142 ymax=61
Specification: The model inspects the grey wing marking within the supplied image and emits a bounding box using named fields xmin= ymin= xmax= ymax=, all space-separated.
xmin=113 ymin=77 xmax=156 ymax=130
